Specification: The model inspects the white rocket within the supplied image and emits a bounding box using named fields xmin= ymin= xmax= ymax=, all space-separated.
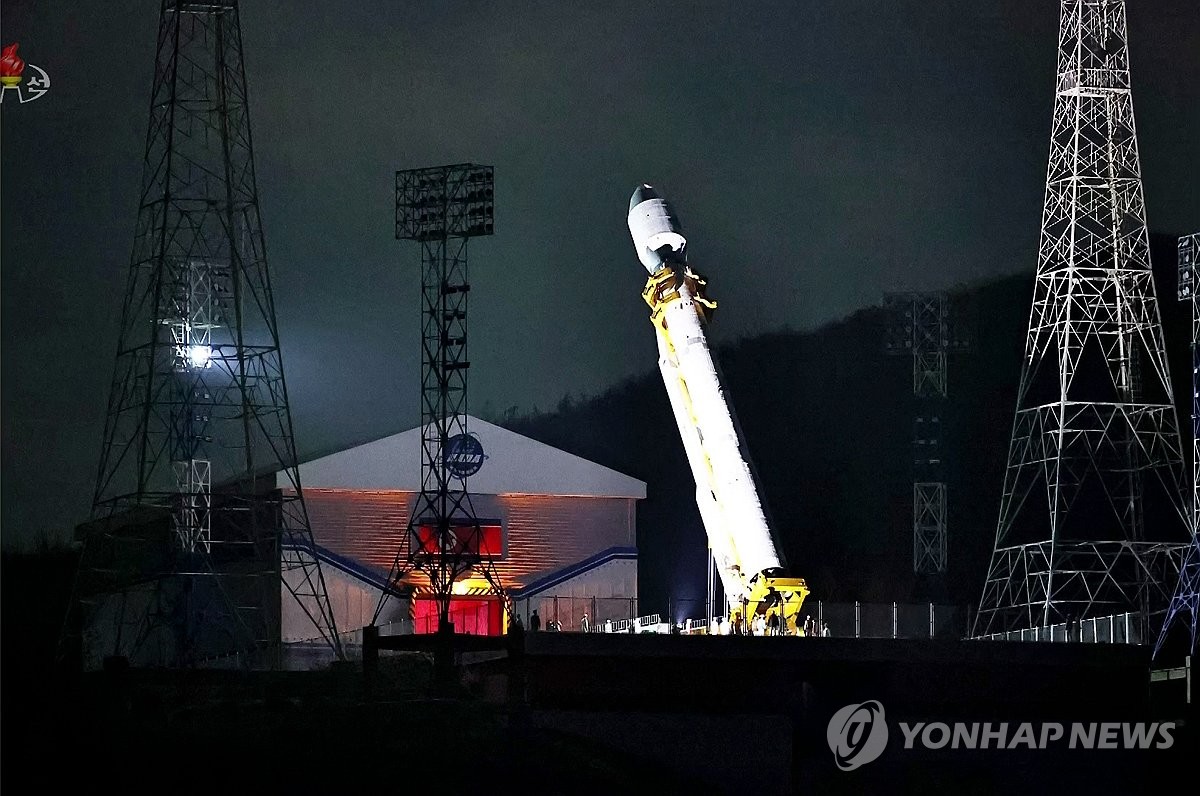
xmin=627 ymin=184 xmax=786 ymax=607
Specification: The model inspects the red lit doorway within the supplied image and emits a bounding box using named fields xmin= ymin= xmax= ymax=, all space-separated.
xmin=412 ymin=596 xmax=503 ymax=636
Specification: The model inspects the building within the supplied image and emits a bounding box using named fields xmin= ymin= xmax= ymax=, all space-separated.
xmin=282 ymin=417 xmax=645 ymax=642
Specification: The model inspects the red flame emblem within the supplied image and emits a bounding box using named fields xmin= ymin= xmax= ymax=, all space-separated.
xmin=1 ymin=43 xmax=25 ymax=86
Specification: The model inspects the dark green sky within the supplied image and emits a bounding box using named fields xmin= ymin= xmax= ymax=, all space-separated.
xmin=2 ymin=0 xmax=1197 ymax=546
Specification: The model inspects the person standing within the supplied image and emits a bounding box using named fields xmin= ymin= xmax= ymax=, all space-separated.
xmin=580 ymin=612 xmax=590 ymax=633
xmin=530 ymin=609 xmax=541 ymax=632
xmin=1066 ymin=613 xmax=1080 ymax=642
xmin=767 ymin=611 xmax=780 ymax=637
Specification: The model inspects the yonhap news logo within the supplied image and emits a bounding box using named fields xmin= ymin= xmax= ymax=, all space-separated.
xmin=826 ymin=700 xmax=1176 ymax=771
xmin=827 ymin=701 xmax=889 ymax=771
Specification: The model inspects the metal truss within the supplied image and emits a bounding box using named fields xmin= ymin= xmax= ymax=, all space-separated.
xmin=374 ymin=164 xmax=506 ymax=631
xmin=914 ymin=482 xmax=948 ymax=574
xmin=66 ymin=0 xmax=342 ymax=669
xmin=975 ymin=1 xmax=1189 ymax=637
xmin=886 ymin=292 xmax=968 ymax=575
xmin=885 ymin=292 xmax=955 ymax=398
xmin=979 ymin=541 xmax=1185 ymax=633
xmin=1157 ymin=539 xmax=1200 ymax=655
xmin=1155 ymin=233 xmax=1200 ymax=656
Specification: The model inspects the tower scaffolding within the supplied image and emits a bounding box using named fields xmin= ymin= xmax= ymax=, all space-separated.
xmin=64 ymin=0 xmax=342 ymax=670
xmin=373 ymin=164 xmax=505 ymax=641
xmin=975 ymin=0 xmax=1189 ymax=639
xmin=1156 ymin=232 xmax=1200 ymax=656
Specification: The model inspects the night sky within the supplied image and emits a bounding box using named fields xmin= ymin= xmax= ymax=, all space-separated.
xmin=2 ymin=1 xmax=1197 ymax=547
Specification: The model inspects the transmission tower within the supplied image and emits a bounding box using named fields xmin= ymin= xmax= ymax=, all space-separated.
xmin=885 ymin=292 xmax=968 ymax=576
xmin=1156 ymin=232 xmax=1200 ymax=656
xmin=974 ymin=0 xmax=1189 ymax=638
xmin=66 ymin=0 xmax=342 ymax=670
xmin=373 ymin=164 xmax=504 ymax=635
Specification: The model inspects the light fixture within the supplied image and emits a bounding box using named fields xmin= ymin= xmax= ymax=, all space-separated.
xmin=186 ymin=344 xmax=212 ymax=369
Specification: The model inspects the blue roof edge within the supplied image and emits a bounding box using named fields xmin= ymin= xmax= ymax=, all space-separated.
xmin=509 ymin=545 xmax=638 ymax=599
xmin=284 ymin=541 xmax=394 ymax=593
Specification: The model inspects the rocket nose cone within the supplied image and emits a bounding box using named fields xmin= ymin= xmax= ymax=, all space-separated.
xmin=629 ymin=183 xmax=660 ymax=213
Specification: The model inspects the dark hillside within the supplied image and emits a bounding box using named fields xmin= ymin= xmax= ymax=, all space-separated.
xmin=503 ymin=234 xmax=1193 ymax=615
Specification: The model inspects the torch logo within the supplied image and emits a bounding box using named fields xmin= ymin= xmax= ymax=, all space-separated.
xmin=1 ymin=43 xmax=51 ymax=104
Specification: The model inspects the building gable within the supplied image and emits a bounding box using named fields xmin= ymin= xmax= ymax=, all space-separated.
xmin=297 ymin=416 xmax=646 ymax=499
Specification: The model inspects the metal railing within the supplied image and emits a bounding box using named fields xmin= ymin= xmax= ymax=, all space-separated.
xmin=973 ymin=612 xmax=1141 ymax=644
xmin=667 ymin=600 xmax=967 ymax=639
xmin=512 ymin=595 xmax=642 ymax=632
xmin=600 ymin=614 xmax=663 ymax=634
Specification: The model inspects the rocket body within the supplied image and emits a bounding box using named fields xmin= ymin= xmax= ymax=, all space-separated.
xmin=628 ymin=185 xmax=783 ymax=604
xmin=628 ymin=184 xmax=687 ymax=274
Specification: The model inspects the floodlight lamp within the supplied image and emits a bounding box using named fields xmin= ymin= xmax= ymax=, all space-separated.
xmin=187 ymin=344 xmax=213 ymax=369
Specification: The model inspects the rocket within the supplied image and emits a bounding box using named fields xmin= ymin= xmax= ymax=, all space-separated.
xmin=628 ymin=185 xmax=803 ymax=612
xmin=628 ymin=184 xmax=687 ymax=273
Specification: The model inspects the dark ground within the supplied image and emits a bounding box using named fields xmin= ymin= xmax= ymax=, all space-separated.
xmin=3 ymin=552 xmax=1196 ymax=794
xmin=4 ymin=667 xmax=714 ymax=792
xmin=1 ymin=549 xmax=713 ymax=792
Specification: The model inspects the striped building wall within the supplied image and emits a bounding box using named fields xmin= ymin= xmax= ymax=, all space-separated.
xmin=282 ymin=561 xmax=411 ymax=643
xmin=515 ymin=557 xmax=639 ymax=631
xmin=295 ymin=488 xmax=636 ymax=591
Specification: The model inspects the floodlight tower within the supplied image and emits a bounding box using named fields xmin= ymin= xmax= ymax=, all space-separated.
xmin=975 ymin=0 xmax=1189 ymax=638
xmin=885 ymin=292 xmax=968 ymax=576
xmin=1156 ymin=233 xmax=1200 ymax=656
xmin=66 ymin=0 xmax=342 ymax=669
xmin=167 ymin=258 xmax=219 ymax=555
xmin=375 ymin=164 xmax=504 ymax=635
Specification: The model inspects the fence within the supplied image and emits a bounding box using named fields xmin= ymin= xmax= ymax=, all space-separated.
xmin=817 ymin=601 xmax=966 ymax=640
xmin=512 ymin=595 xmax=643 ymax=632
xmin=281 ymin=603 xmax=1146 ymax=658
xmin=506 ymin=602 xmax=1147 ymax=643
xmin=973 ymin=612 xmax=1141 ymax=644
xmin=661 ymin=599 xmax=968 ymax=639
xmin=603 ymin=614 xmax=664 ymax=634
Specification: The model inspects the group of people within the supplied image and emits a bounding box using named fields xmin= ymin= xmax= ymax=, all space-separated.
xmin=801 ymin=616 xmax=831 ymax=637
xmin=508 ymin=607 xmax=831 ymax=637
xmin=510 ymin=609 xmax=567 ymax=633
xmin=709 ymin=611 xmax=831 ymax=637
xmin=508 ymin=609 xmax=637 ymax=635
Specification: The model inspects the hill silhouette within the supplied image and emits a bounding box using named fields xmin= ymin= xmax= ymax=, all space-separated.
xmin=501 ymin=234 xmax=1193 ymax=616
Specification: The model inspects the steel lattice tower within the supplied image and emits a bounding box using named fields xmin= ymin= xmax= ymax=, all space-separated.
xmin=66 ymin=0 xmax=341 ymax=669
xmin=1155 ymin=233 xmax=1200 ymax=656
xmin=974 ymin=0 xmax=1189 ymax=638
xmin=374 ymin=164 xmax=504 ymax=635
xmin=885 ymin=292 xmax=968 ymax=575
